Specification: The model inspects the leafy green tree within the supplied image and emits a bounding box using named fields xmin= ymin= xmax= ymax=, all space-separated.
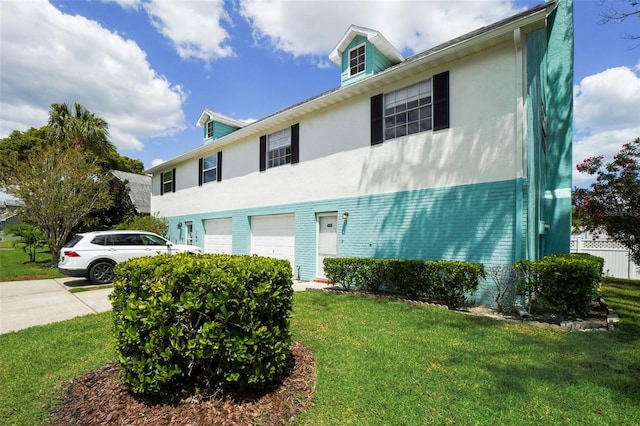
xmin=0 ymin=123 xmax=143 ymax=175
xmin=115 ymin=213 xmax=169 ymax=236
xmin=574 ymin=138 xmax=640 ymax=263
xmin=4 ymin=223 xmax=45 ymax=263
xmin=0 ymin=143 xmax=113 ymax=265
xmin=0 ymin=127 xmax=51 ymax=165
xmin=48 ymin=102 xmax=115 ymax=155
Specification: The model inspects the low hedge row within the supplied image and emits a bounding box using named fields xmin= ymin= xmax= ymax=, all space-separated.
xmin=110 ymin=253 xmax=293 ymax=396
xmin=515 ymin=253 xmax=604 ymax=317
xmin=323 ymin=257 xmax=485 ymax=308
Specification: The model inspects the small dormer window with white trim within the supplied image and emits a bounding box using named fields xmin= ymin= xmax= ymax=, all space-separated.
xmin=206 ymin=120 xmax=214 ymax=139
xmin=349 ymin=44 xmax=366 ymax=76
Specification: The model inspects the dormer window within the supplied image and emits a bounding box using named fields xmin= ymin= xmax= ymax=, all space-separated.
xmin=349 ymin=44 xmax=366 ymax=76
xmin=206 ymin=121 xmax=214 ymax=139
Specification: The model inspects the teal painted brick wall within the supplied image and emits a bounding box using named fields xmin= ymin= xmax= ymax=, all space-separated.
xmin=164 ymin=179 xmax=523 ymax=299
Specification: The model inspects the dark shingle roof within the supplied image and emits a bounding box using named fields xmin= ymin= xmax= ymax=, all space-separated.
xmin=110 ymin=170 xmax=151 ymax=214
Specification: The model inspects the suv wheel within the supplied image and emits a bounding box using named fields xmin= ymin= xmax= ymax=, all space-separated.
xmin=89 ymin=261 xmax=115 ymax=284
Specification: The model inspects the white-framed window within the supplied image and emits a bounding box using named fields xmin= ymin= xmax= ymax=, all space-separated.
xmin=349 ymin=43 xmax=366 ymax=76
xmin=267 ymin=128 xmax=291 ymax=168
xmin=384 ymin=79 xmax=432 ymax=140
xmin=206 ymin=120 xmax=214 ymax=138
xmin=202 ymin=154 xmax=217 ymax=183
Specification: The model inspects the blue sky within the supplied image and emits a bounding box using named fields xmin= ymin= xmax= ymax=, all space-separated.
xmin=1 ymin=0 xmax=639 ymax=196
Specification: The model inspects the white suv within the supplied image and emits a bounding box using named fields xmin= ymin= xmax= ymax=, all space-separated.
xmin=58 ymin=230 xmax=202 ymax=284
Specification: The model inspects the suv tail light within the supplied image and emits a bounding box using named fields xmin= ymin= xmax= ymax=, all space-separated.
xmin=63 ymin=250 xmax=81 ymax=257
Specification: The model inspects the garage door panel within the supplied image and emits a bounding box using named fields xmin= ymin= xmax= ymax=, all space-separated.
xmin=204 ymin=218 xmax=232 ymax=254
xmin=251 ymin=215 xmax=295 ymax=269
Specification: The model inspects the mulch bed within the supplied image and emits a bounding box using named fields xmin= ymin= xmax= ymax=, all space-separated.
xmin=49 ymin=341 xmax=316 ymax=426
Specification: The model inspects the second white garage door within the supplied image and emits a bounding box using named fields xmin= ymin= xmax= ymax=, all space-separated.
xmin=204 ymin=218 xmax=232 ymax=254
xmin=251 ymin=214 xmax=295 ymax=269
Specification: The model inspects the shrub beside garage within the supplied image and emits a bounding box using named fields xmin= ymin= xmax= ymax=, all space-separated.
xmin=323 ymin=257 xmax=486 ymax=308
xmin=109 ymin=253 xmax=293 ymax=396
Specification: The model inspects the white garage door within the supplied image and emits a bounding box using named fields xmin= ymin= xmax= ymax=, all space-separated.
xmin=251 ymin=214 xmax=295 ymax=269
xmin=204 ymin=218 xmax=232 ymax=254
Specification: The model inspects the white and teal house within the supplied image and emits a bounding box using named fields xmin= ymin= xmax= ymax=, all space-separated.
xmin=148 ymin=0 xmax=574 ymax=301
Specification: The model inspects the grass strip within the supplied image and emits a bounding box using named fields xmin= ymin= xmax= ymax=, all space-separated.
xmin=0 ymin=280 xmax=638 ymax=425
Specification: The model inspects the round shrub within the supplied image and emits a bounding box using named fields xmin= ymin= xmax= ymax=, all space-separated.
xmin=109 ymin=253 xmax=293 ymax=396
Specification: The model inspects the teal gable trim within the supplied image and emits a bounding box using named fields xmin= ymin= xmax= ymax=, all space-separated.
xmin=340 ymin=36 xmax=394 ymax=86
xmin=526 ymin=28 xmax=546 ymax=260
xmin=543 ymin=0 xmax=573 ymax=256
xmin=203 ymin=120 xmax=241 ymax=144
xmin=525 ymin=0 xmax=573 ymax=259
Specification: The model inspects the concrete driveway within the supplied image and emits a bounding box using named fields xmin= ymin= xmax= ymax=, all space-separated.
xmin=0 ymin=278 xmax=113 ymax=334
xmin=0 ymin=278 xmax=329 ymax=334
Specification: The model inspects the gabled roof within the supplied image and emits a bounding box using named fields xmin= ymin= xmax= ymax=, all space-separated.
xmin=146 ymin=1 xmax=555 ymax=175
xmin=110 ymin=170 xmax=151 ymax=214
xmin=196 ymin=109 xmax=248 ymax=129
xmin=328 ymin=25 xmax=404 ymax=67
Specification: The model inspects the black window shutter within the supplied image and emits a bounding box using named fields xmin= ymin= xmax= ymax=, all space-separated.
xmin=259 ymin=135 xmax=267 ymax=171
xmin=198 ymin=158 xmax=203 ymax=186
xmin=217 ymin=151 xmax=223 ymax=181
xmin=291 ymin=123 xmax=299 ymax=164
xmin=171 ymin=168 xmax=176 ymax=193
xmin=433 ymin=71 xmax=450 ymax=131
xmin=160 ymin=172 xmax=164 ymax=196
xmin=370 ymin=94 xmax=384 ymax=145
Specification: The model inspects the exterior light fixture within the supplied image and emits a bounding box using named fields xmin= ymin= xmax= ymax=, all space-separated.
xmin=177 ymin=222 xmax=182 ymax=229
xmin=342 ymin=212 xmax=349 ymax=220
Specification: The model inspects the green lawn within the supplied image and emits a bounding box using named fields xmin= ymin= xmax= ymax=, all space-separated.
xmin=1 ymin=280 xmax=638 ymax=425
xmin=0 ymin=244 xmax=64 ymax=281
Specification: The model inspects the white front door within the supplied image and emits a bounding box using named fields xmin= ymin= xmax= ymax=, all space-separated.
xmin=317 ymin=214 xmax=337 ymax=278
xmin=185 ymin=221 xmax=193 ymax=245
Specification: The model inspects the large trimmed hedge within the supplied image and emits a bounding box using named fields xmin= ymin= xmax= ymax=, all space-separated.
xmin=109 ymin=253 xmax=293 ymax=396
xmin=515 ymin=253 xmax=604 ymax=317
xmin=323 ymin=257 xmax=485 ymax=308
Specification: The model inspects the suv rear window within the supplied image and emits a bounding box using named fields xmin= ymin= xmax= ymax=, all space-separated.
xmin=65 ymin=235 xmax=84 ymax=247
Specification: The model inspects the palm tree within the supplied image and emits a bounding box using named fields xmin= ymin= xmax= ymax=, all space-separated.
xmin=47 ymin=102 xmax=116 ymax=157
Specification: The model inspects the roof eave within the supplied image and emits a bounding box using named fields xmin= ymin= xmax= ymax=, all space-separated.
xmin=146 ymin=3 xmax=552 ymax=175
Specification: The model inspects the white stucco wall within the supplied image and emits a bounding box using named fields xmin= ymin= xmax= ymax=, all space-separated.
xmin=152 ymin=40 xmax=522 ymax=218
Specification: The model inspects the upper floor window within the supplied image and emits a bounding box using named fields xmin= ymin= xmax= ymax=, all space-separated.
xmin=206 ymin=121 xmax=214 ymax=138
xmin=259 ymin=124 xmax=299 ymax=172
xmin=267 ymin=128 xmax=291 ymax=168
xmin=384 ymin=80 xmax=432 ymax=140
xmin=349 ymin=44 xmax=366 ymax=76
xmin=202 ymin=154 xmax=217 ymax=183
xmin=370 ymin=71 xmax=449 ymax=145
xmin=199 ymin=152 xmax=222 ymax=186
xmin=161 ymin=168 xmax=175 ymax=195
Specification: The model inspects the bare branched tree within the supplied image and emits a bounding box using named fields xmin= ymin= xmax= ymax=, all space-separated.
xmin=599 ymin=0 xmax=640 ymax=40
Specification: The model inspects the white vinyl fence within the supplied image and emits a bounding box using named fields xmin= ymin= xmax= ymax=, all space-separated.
xmin=571 ymin=238 xmax=640 ymax=280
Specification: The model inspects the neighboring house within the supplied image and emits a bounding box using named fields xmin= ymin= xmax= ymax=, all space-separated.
xmin=0 ymin=198 xmax=24 ymax=234
xmin=110 ymin=170 xmax=152 ymax=215
xmin=147 ymin=0 xmax=573 ymax=299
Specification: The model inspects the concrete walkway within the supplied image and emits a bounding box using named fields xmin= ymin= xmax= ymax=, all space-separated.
xmin=0 ymin=278 xmax=330 ymax=334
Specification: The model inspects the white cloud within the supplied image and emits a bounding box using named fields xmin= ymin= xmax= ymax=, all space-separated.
xmin=151 ymin=158 xmax=166 ymax=167
xmin=102 ymin=0 xmax=142 ymax=10
xmin=0 ymin=0 xmax=186 ymax=151
xmin=144 ymin=0 xmax=234 ymax=62
xmin=239 ymin=0 xmax=525 ymax=59
xmin=573 ymin=66 xmax=640 ymax=187
xmin=574 ymin=67 xmax=640 ymax=133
